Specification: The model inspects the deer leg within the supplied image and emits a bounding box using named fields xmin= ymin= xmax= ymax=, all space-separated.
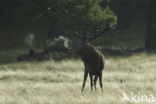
xmin=81 ymin=71 xmax=88 ymax=92
xmin=89 ymin=73 xmax=93 ymax=92
xmin=99 ymin=73 xmax=103 ymax=92
xmin=94 ymin=75 xmax=98 ymax=90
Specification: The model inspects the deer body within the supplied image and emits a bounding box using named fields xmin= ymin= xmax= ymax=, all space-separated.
xmin=78 ymin=43 xmax=104 ymax=75
xmin=71 ymin=40 xmax=104 ymax=92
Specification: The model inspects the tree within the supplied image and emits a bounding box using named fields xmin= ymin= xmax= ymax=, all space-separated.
xmin=145 ymin=0 xmax=156 ymax=51
xmin=0 ymin=0 xmax=117 ymax=48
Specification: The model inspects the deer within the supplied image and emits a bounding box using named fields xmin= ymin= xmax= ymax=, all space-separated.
xmin=70 ymin=23 xmax=117 ymax=92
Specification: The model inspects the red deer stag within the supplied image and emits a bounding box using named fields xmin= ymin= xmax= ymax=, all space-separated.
xmin=70 ymin=24 xmax=116 ymax=92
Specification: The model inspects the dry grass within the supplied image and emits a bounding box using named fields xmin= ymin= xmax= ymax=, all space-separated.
xmin=0 ymin=53 xmax=156 ymax=104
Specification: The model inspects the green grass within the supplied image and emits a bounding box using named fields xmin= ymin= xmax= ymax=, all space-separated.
xmin=0 ymin=51 xmax=156 ymax=104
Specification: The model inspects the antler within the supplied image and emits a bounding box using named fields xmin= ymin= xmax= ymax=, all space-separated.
xmin=74 ymin=23 xmax=118 ymax=41
xmin=74 ymin=31 xmax=86 ymax=41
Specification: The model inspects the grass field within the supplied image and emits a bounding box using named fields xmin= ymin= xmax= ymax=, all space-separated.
xmin=0 ymin=52 xmax=156 ymax=104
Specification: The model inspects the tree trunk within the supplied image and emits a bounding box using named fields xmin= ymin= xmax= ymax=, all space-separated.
xmin=145 ymin=0 xmax=156 ymax=51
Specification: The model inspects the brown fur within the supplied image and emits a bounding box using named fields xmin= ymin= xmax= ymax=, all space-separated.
xmin=71 ymin=40 xmax=105 ymax=92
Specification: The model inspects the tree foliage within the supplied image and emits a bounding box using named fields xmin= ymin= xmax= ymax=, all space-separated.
xmin=0 ymin=0 xmax=117 ymax=47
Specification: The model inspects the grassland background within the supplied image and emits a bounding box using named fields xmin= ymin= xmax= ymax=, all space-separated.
xmin=0 ymin=50 xmax=155 ymax=104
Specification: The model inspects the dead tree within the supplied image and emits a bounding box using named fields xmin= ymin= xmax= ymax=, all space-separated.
xmin=70 ymin=24 xmax=116 ymax=92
